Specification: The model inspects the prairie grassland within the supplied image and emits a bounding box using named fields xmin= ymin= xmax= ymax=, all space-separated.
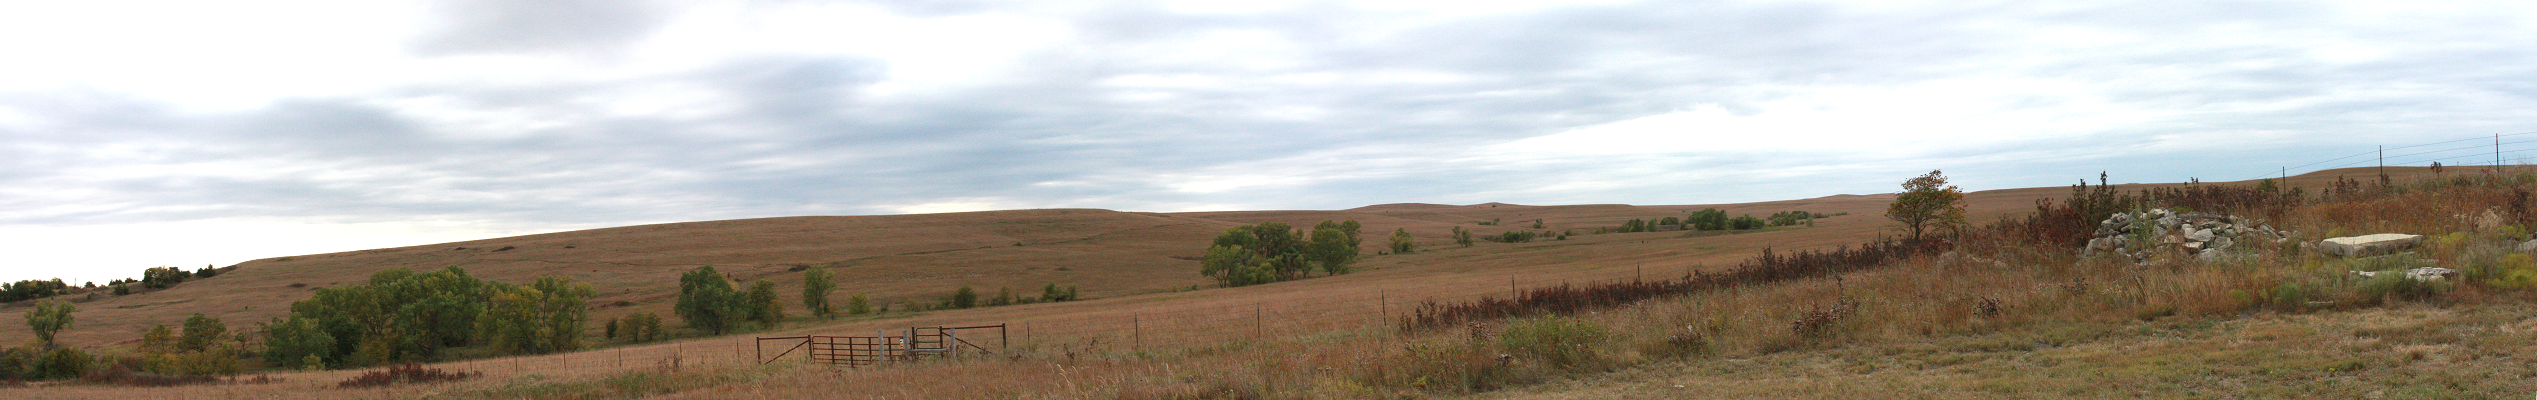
xmin=5 ymin=167 xmax=2504 ymax=399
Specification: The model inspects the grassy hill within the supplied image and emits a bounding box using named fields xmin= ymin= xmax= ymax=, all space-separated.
xmin=0 ymin=166 xmax=2498 ymax=398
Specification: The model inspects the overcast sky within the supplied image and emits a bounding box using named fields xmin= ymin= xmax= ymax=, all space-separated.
xmin=5 ymin=0 xmax=2537 ymax=283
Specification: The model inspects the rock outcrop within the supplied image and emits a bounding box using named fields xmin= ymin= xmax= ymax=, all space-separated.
xmin=2082 ymin=208 xmax=2291 ymax=263
xmin=2315 ymin=234 xmax=2426 ymax=258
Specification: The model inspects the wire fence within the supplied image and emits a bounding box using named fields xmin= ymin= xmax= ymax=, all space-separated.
xmin=415 ymin=263 xmax=1702 ymax=378
xmin=2242 ymin=131 xmax=2537 ymax=181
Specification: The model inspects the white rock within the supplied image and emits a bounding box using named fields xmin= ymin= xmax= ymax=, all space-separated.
xmin=2408 ymin=267 xmax=2459 ymax=281
xmin=2316 ymin=234 xmax=2426 ymax=258
xmin=2517 ymin=239 xmax=2537 ymax=253
xmin=2187 ymin=229 xmax=2217 ymax=242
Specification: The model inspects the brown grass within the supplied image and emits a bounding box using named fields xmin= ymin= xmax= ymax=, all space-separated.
xmin=0 ymin=166 xmax=2511 ymax=399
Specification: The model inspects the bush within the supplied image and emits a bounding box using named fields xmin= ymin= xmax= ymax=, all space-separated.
xmin=745 ymin=280 xmax=783 ymax=329
xmin=1496 ymin=316 xmax=1612 ymax=371
xmin=0 ymin=347 xmax=34 ymax=380
xmin=618 ymin=313 xmax=663 ymax=342
xmin=2485 ymin=253 xmax=2537 ymax=289
xmin=846 ymin=294 xmax=871 ymax=315
xmin=144 ymin=346 xmax=241 ymax=376
xmin=2356 ymin=272 xmax=2447 ymax=304
xmin=949 ymin=286 xmax=978 ymax=309
xmin=142 ymin=266 xmax=188 ymax=289
xmin=180 ymin=313 xmax=226 ymax=352
xmin=34 ymin=347 xmax=92 ymax=380
xmin=336 ymin=362 xmax=479 ymax=388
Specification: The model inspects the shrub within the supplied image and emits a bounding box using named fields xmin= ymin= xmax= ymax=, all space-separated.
xmin=1389 ymin=228 xmax=1416 ymax=254
xmin=336 ymin=362 xmax=480 ymax=388
xmin=144 ymin=345 xmax=242 ymax=376
xmin=949 ymin=286 xmax=978 ymax=309
xmin=618 ymin=313 xmax=663 ymax=342
xmin=745 ymin=280 xmax=783 ymax=328
xmin=179 ymin=313 xmax=226 ymax=352
xmin=0 ymin=347 xmax=34 ymax=381
xmin=988 ymin=287 xmax=1016 ymax=307
xmin=1497 ymin=316 xmax=1612 ymax=371
xmin=801 ymin=266 xmax=836 ymax=319
xmin=2486 ymin=253 xmax=2537 ymax=289
xmin=846 ymin=294 xmax=872 ymax=315
xmin=34 ymin=347 xmax=91 ymax=380
xmin=142 ymin=266 xmax=189 ymax=289
xmin=2356 ymin=272 xmax=2447 ymax=305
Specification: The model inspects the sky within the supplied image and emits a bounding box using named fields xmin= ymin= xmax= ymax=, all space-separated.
xmin=6 ymin=0 xmax=2537 ymax=284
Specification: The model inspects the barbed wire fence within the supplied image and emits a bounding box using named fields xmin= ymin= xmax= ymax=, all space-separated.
xmin=2239 ymin=131 xmax=2537 ymax=182
xmin=421 ymin=262 xmax=1703 ymax=377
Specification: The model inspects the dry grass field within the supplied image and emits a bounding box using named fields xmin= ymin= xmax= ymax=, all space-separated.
xmin=0 ymin=167 xmax=2501 ymax=399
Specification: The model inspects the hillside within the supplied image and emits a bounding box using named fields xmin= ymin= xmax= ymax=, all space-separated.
xmin=0 ymin=167 xmax=2476 ymax=398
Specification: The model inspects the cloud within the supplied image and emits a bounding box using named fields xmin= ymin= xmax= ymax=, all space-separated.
xmin=13 ymin=0 xmax=2537 ymax=281
xmin=410 ymin=0 xmax=672 ymax=56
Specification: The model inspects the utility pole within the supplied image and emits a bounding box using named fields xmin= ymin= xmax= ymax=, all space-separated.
xmin=2498 ymin=133 xmax=2505 ymax=168
xmin=2378 ymin=145 xmax=2385 ymax=176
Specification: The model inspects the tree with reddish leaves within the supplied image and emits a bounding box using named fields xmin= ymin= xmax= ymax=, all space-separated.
xmin=1887 ymin=170 xmax=1967 ymax=246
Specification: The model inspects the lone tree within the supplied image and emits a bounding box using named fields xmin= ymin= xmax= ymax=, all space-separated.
xmin=801 ymin=266 xmax=836 ymax=319
xmin=26 ymin=300 xmax=74 ymax=348
xmin=1388 ymin=228 xmax=1416 ymax=254
xmin=1886 ymin=169 xmax=1968 ymax=245
xmin=675 ymin=266 xmax=745 ymax=335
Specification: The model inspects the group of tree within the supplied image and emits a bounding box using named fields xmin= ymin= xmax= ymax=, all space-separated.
xmin=135 ymin=313 xmax=243 ymax=375
xmin=0 ymin=279 xmax=69 ymax=302
xmin=1451 ymin=226 xmax=1476 ymax=247
xmin=1200 ymin=220 xmax=1362 ymax=287
xmin=0 ymin=264 xmax=228 ymax=304
xmin=673 ymin=266 xmax=773 ymax=336
xmin=1766 ymin=211 xmax=1824 ymax=227
xmin=261 ymin=267 xmax=593 ymax=370
xmin=0 ymin=300 xmax=92 ymax=380
xmin=1484 ymin=230 xmax=1555 ymax=243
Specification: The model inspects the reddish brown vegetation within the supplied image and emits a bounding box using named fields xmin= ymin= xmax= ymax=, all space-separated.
xmin=1401 ymin=240 xmax=1929 ymax=331
xmin=335 ymin=363 xmax=480 ymax=388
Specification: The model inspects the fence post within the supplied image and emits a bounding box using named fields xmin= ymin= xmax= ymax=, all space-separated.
xmin=1132 ymin=313 xmax=1141 ymax=351
xmin=1379 ymin=289 xmax=1387 ymax=329
xmin=1253 ymin=303 xmax=1263 ymax=341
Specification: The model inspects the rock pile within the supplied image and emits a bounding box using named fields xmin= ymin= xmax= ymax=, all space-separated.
xmin=2083 ymin=208 xmax=2293 ymax=263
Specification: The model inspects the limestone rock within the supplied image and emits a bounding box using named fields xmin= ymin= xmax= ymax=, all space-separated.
xmin=2316 ymin=234 xmax=2426 ymax=258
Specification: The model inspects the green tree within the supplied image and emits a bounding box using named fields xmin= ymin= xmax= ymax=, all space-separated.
xmin=846 ymin=293 xmax=872 ymax=315
xmin=605 ymin=318 xmax=619 ymax=340
xmin=262 ymin=316 xmax=334 ymax=370
xmin=1039 ymin=283 xmax=1077 ymax=302
xmin=140 ymin=324 xmax=177 ymax=354
xmin=1886 ymin=170 xmax=1969 ymax=245
xmin=25 ymin=300 xmax=73 ymax=348
xmin=1388 ymin=228 xmax=1416 ymax=254
xmin=802 ymin=266 xmax=836 ymax=319
xmin=179 ymin=313 xmax=226 ymax=352
xmin=479 ymin=275 xmax=593 ymax=354
xmin=949 ymin=286 xmax=978 ymax=309
xmin=1452 ymin=226 xmax=1475 ymax=247
xmin=675 ymin=266 xmax=745 ymax=335
xmin=618 ymin=313 xmax=663 ymax=342
xmin=1688 ymin=209 xmax=1728 ymax=230
xmin=142 ymin=266 xmax=189 ymax=289
xmin=1307 ymin=220 xmax=1360 ymax=275
xmin=747 ymin=280 xmax=784 ymax=328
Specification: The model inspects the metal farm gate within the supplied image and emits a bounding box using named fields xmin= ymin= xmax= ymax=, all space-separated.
xmin=758 ymin=324 xmax=1006 ymax=366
